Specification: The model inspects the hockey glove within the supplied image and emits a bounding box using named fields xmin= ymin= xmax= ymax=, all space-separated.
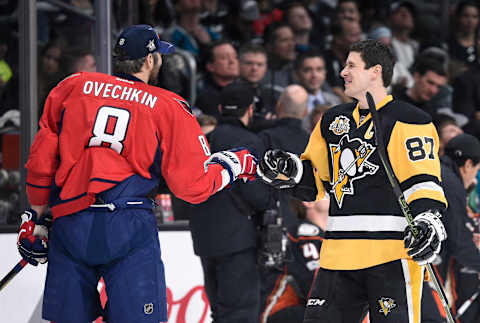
xmin=257 ymin=149 xmax=303 ymax=189
xmin=404 ymin=210 xmax=447 ymax=266
xmin=204 ymin=148 xmax=257 ymax=184
xmin=17 ymin=209 xmax=51 ymax=266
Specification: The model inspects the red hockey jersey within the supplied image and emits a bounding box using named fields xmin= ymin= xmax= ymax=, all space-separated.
xmin=26 ymin=72 xmax=225 ymax=219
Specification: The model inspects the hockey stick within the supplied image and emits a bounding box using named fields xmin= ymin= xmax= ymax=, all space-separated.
xmin=0 ymin=259 xmax=28 ymax=292
xmin=365 ymin=92 xmax=455 ymax=323
xmin=455 ymin=288 xmax=479 ymax=319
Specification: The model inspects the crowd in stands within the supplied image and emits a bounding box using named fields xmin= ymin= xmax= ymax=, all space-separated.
xmin=3 ymin=0 xmax=480 ymax=321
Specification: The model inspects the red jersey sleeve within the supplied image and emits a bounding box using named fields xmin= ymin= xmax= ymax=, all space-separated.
xmin=25 ymin=73 xmax=81 ymax=205
xmin=156 ymin=94 xmax=225 ymax=204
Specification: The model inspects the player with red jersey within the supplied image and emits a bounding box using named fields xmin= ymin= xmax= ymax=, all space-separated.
xmin=16 ymin=25 xmax=257 ymax=323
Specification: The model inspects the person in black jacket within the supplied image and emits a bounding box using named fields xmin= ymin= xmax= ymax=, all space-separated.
xmin=438 ymin=133 xmax=480 ymax=322
xmin=258 ymin=84 xmax=310 ymax=227
xmin=189 ymin=82 xmax=273 ymax=323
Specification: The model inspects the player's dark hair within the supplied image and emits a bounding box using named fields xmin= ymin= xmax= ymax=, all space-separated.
xmin=238 ymin=43 xmax=267 ymax=61
xmin=350 ymin=39 xmax=394 ymax=87
xmin=113 ymin=47 xmax=146 ymax=74
xmin=112 ymin=47 xmax=159 ymax=75
xmin=293 ymin=49 xmax=325 ymax=71
xmin=412 ymin=56 xmax=447 ymax=77
xmin=205 ymin=39 xmax=235 ymax=64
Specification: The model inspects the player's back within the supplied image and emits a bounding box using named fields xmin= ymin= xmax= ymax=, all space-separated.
xmin=34 ymin=71 xmax=193 ymax=217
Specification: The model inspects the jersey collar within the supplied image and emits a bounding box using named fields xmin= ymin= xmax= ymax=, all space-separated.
xmin=113 ymin=73 xmax=145 ymax=83
xmin=352 ymin=95 xmax=393 ymax=127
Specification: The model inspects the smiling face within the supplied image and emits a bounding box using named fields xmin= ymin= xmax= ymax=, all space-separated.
xmin=296 ymin=56 xmax=327 ymax=93
xmin=340 ymin=51 xmax=375 ymax=100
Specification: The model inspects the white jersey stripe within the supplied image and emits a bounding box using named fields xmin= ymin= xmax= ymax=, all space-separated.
xmin=326 ymin=215 xmax=408 ymax=232
xmin=402 ymin=181 xmax=444 ymax=202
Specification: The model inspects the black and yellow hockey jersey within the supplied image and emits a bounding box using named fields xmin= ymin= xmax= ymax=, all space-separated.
xmin=301 ymin=95 xmax=447 ymax=270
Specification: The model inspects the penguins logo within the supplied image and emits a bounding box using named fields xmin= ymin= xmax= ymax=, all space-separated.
xmin=329 ymin=135 xmax=379 ymax=207
xmin=378 ymin=297 xmax=397 ymax=316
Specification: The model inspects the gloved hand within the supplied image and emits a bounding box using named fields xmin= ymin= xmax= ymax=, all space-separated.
xmin=404 ymin=210 xmax=447 ymax=266
xmin=17 ymin=209 xmax=51 ymax=266
xmin=257 ymin=149 xmax=303 ymax=189
xmin=204 ymin=148 xmax=257 ymax=184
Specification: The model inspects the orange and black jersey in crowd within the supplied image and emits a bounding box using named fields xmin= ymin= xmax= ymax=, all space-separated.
xmin=294 ymin=95 xmax=447 ymax=270
xmin=261 ymin=220 xmax=323 ymax=322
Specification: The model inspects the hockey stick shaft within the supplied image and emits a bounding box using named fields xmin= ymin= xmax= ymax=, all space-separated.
xmin=456 ymin=289 xmax=479 ymax=319
xmin=366 ymin=92 xmax=455 ymax=323
xmin=0 ymin=259 xmax=28 ymax=292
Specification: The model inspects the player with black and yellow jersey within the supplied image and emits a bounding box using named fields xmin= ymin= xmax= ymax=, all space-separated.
xmin=257 ymin=39 xmax=448 ymax=323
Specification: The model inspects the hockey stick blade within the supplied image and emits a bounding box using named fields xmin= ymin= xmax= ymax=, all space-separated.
xmin=365 ymin=91 xmax=455 ymax=323
xmin=0 ymin=259 xmax=28 ymax=292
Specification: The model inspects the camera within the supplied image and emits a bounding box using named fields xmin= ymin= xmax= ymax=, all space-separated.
xmin=257 ymin=208 xmax=288 ymax=269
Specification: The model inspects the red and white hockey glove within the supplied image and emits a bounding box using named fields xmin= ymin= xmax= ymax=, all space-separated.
xmin=404 ymin=210 xmax=447 ymax=266
xmin=17 ymin=209 xmax=51 ymax=266
xmin=257 ymin=149 xmax=303 ymax=189
xmin=204 ymin=148 xmax=257 ymax=185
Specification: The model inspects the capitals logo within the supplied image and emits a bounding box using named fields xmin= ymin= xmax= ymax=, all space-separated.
xmin=329 ymin=135 xmax=379 ymax=207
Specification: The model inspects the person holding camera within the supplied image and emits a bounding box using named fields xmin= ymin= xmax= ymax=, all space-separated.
xmin=189 ymin=82 xmax=273 ymax=323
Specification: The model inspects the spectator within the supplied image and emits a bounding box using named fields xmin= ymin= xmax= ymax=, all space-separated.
xmin=134 ymin=0 xmax=175 ymax=33
xmin=388 ymin=0 xmax=419 ymax=69
xmin=238 ymin=43 xmax=280 ymax=125
xmin=197 ymin=113 xmax=217 ymax=135
xmin=391 ymin=55 xmax=448 ymax=118
xmin=434 ymin=114 xmax=464 ymax=156
xmin=438 ymin=133 xmax=480 ymax=322
xmin=199 ymin=0 xmax=229 ymax=38
xmin=283 ymin=2 xmax=316 ymax=53
xmin=308 ymin=103 xmax=329 ymax=133
xmin=261 ymin=195 xmax=328 ymax=323
xmin=448 ymin=1 xmax=480 ymax=68
xmin=368 ymin=25 xmax=414 ymax=89
xmin=223 ymin=0 xmax=262 ymax=48
xmin=261 ymin=22 xmax=296 ymax=92
xmin=61 ymin=48 xmax=97 ymax=76
xmin=323 ymin=19 xmax=363 ymax=102
xmin=195 ymin=40 xmax=239 ymax=118
xmin=163 ymin=0 xmax=220 ymax=62
xmin=293 ymin=50 xmax=341 ymax=129
xmin=258 ymin=84 xmax=310 ymax=227
xmin=304 ymin=0 xmax=336 ymax=49
xmin=336 ymin=0 xmax=361 ymax=24
xmin=189 ymin=82 xmax=273 ymax=323
xmin=0 ymin=32 xmax=13 ymax=104
xmin=38 ymin=40 xmax=66 ymax=115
